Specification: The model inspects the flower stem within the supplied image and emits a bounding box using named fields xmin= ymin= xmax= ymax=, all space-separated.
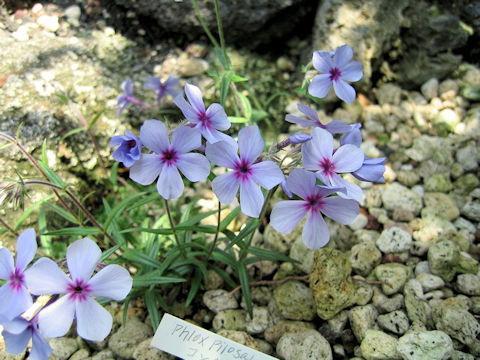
xmin=164 ymin=199 xmax=186 ymax=258
xmin=191 ymin=0 xmax=220 ymax=49
xmin=213 ymin=0 xmax=229 ymax=70
xmin=206 ymin=200 xmax=222 ymax=260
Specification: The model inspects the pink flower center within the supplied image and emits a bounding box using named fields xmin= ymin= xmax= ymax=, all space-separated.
xmin=67 ymin=279 xmax=91 ymax=302
xmin=329 ymin=67 xmax=341 ymax=82
xmin=160 ymin=148 xmax=178 ymax=166
xmin=198 ymin=111 xmax=211 ymax=129
xmin=234 ymin=159 xmax=252 ymax=181
xmin=9 ymin=268 xmax=25 ymax=292
xmin=319 ymin=158 xmax=335 ymax=176
xmin=304 ymin=194 xmax=324 ymax=212
xmin=127 ymin=139 xmax=137 ymax=148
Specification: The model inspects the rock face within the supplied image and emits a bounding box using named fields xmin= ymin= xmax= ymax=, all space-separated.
xmin=104 ymin=0 xmax=316 ymax=49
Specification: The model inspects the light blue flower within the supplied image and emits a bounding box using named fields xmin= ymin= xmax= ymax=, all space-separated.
xmin=110 ymin=130 xmax=142 ymax=167
xmin=143 ymin=76 xmax=181 ymax=100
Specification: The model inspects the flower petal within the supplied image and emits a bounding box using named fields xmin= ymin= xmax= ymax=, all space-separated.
xmin=321 ymin=197 xmax=359 ymax=224
xmin=308 ymin=74 xmax=332 ymax=99
xmin=206 ymin=103 xmax=230 ymax=131
xmin=0 ymin=284 xmax=32 ymax=320
xmin=24 ymin=258 xmax=70 ymax=295
xmin=176 ymin=153 xmax=210 ymax=182
xmin=340 ymin=124 xmax=362 ymax=147
xmin=157 ymin=165 xmax=183 ymax=199
xmin=238 ymin=125 xmax=264 ymax=163
xmin=185 ymin=83 xmax=205 ymax=113
xmin=324 ymin=120 xmax=352 ymax=134
xmin=88 ymin=264 xmax=132 ymax=301
xmin=302 ymin=127 xmax=334 ymax=170
xmin=297 ymin=103 xmax=319 ymax=122
xmin=250 ymin=161 xmax=284 ymax=190
xmin=67 ymin=238 xmax=101 ymax=282
xmin=0 ymin=248 xmax=14 ymax=280
xmin=332 ymin=144 xmax=364 ymax=173
xmin=75 ymin=297 xmax=113 ymax=342
xmin=170 ymin=126 xmax=201 ymax=154
xmin=334 ymin=44 xmax=353 ymax=68
xmin=140 ymin=119 xmax=169 ymax=153
xmin=2 ymin=328 xmax=31 ymax=354
xmin=211 ymin=172 xmax=240 ymax=204
xmin=330 ymin=174 xmax=364 ymax=202
xmin=286 ymin=168 xmax=317 ymax=199
xmin=270 ymin=200 xmax=308 ymax=234
xmin=353 ymin=157 xmax=386 ymax=183
xmin=285 ymin=114 xmax=316 ymax=128
xmin=341 ymin=61 xmax=363 ymax=82
xmin=333 ymin=79 xmax=356 ymax=104
xmin=14 ymin=228 xmax=37 ymax=272
xmin=302 ymin=210 xmax=330 ymax=249
xmin=174 ymin=94 xmax=198 ymax=123
xmin=30 ymin=328 xmax=53 ymax=360
xmin=312 ymin=51 xmax=333 ymax=73
xmin=129 ymin=154 xmax=163 ymax=185
xmin=206 ymin=140 xmax=239 ymax=169
xmin=110 ymin=134 xmax=129 ymax=147
xmin=1 ymin=316 xmax=29 ymax=334
xmin=38 ymin=295 xmax=75 ymax=338
xmin=239 ymin=178 xmax=264 ymax=218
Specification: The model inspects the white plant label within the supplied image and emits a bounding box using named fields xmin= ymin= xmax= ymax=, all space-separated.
xmin=151 ymin=313 xmax=278 ymax=360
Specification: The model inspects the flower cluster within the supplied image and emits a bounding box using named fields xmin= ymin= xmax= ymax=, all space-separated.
xmin=111 ymin=44 xmax=385 ymax=250
xmin=0 ymin=229 xmax=133 ymax=359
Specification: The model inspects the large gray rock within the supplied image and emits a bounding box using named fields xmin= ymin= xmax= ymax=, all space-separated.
xmin=107 ymin=0 xmax=315 ymax=49
xmin=276 ymin=329 xmax=332 ymax=360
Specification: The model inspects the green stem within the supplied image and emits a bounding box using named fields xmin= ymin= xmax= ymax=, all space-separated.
xmin=206 ymin=200 xmax=222 ymax=260
xmin=191 ymin=0 xmax=219 ymax=48
xmin=164 ymin=199 xmax=186 ymax=258
xmin=213 ymin=0 xmax=229 ymax=70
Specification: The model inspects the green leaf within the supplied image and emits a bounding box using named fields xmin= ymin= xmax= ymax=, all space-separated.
xmin=209 ymin=264 xmax=237 ymax=289
xmin=186 ymin=269 xmax=202 ymax=306
xmin=109 ymin=162 xmax=119 ymax=185
xmin=122 ymin=249 xmax=162 ymax=269
xmin=238 ymin=262 xmax=253 ymax=316
xmin=42 ymin=227 xmax=101 ymax=236
xmin=88 ymin=109 xmax=105 ymax=129
xmin=38 ymin=204 xmax=52 ymax=255
xmin=41 ymin=139 xmax=48 ymax=164
xmin=100 ymin=244 xmax=121 ymax=262
xmin=125 ymin=193 xmax=159 ymax=212
xmin=225 ymin=218 xmax=260 ymax=250
xmin=145 ymin=289 xmax=160 ymax=330
xmin=15 ymin=195 xmax=56 ymax=230
xmin=55 ymin=93 xmax=69 ymax=105
xmin=228 ymin=116 xmax=249 ymax=124
xmin=60 ymin=127 xmax=85 ymax=141
xmin=44 ymin=201 xmax=80 ymax=225
xmin=237 ymin=93 xmax=252 ymax=120
xmin=231 ymin=74 xmax=248 ymax=82
xmin=220 ymin=72 xmax=231 ymax=107
xmin=37 ymin=160 xmax=66 ymax=188
xmin=247 ymin=246 xmax=297 ymax=263
xmin=219 ymin=206 xmax=240 ymax=231
xmin=133 ymin=273 xmax=185 ymax=287
xmin=103 ymin=192 xmax=147 ymax=231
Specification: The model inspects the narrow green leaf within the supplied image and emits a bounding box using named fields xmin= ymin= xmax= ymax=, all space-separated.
xmin=88 ymin=109 xmax=105 ymax=129
xmin=237 ymin=93 xmax=252 ymax=120
xmin=37 ymin=160 xmax=66 ymax=188
xmin=247 ymin=246 xmax=297 ymax=263
xmin=225 ymin=218 xmax=260 ymax=250
xmin=126 ymin=193 xmax=159 ymax=211
xmin=100 ymin=244 xmax=121 ymax=262
xmin=60 ymin=127 xmax=85 ymax=141
xmin=209 ymin=264 xmax=237 ymax=289
xmin=238 ymin=263 xmax=253 ymax=316
xmin=38 ymin=204 xmax=52 ymax=255
xmin=44 ymin=202 xmax=80 ymax=225
xmin=41 ymin=139 xmax=48 ymax=164
xmin=133 ymin=274 xmax=185 ymax=287
xmin=220 ymin=72 xmax=231 ymax=107
xmin=103 ymin=192 xmax=146 ymax=231
xmin=109 ymin=162 xmax=119 ymax=185
xmin=228 ymin=116 xmax=249 ymax=123
xmin=15 ymin=195 xmax=56 ymax=230
xmin=231 ymin=74 xmax=248 ymax=82
xmin=186 ymin=269 xmax=202 ymax=306
xmin=43 ymin=227 xmax=101 ymax=236
xmin=219 ymin=206 xmax=240 ymax=231
xmin=122 ymin=249 xmax=162 ymax=269
xmin=145 ymin=289 xmax=160 ymax=330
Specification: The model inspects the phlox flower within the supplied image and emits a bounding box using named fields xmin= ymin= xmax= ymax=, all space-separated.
xmin=302 ymin=127 xmax=364 ymax=202
xmin=206 ymin=125 xmax=284 ymax=218
xmin=115 ymin=79 xmax=144 ymax=115
xmin=24 ymin=238 xmax=132 ymax=342
xmin=174 ymin=83 xmax=232 ymax=144
xmin=143 ymin=76 xmax=181 ymax=100
xmin=1 ymin=314 xmax=52 ymax=360
xmin=340 ymin=124 xmax=386 ymax=183
xmin=0 ymin=228 xmax=36 ymax=320
xmin=270 ymin=168 xmax=359 ymax=249
xmin=110 ymin=130 xmax=142 ymax=167
xmin=129 ymin=120 xmax=211 ymax=199
xmin=308 ymin=44 xmax=363 ymax=104
xmin=286 ymin=103 xmax=351 ymax=134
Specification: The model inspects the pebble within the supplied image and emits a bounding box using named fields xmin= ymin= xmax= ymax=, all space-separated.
xmin=212 ymin=309 xmax=247 ymax=332
xmin=374 ymin=263 xmax=412 ymax=295
xmin=132 ymin=338 xmax=170 ymax=360
xmin=372 ymin=288 xmax=404 ymax=313
xmin=423 ymin=192 xmax=460 ymax=220
xmin=456 ymin=143 xmax=478 ymax=171
xmin=349 ymin=240 xmax=382 ymax=276
xmin=49 ymin=338 xmax=79 ymax=360
xmin=245 ymin=306 xmax=272 ymax=334
xmin=64 ymin=5 xmax=81 ymax=27
xmin=272 ymin=280 xmax=316 ymax=321
xmin=178 ymin=58 xmax=209 ymax=77
xmin=263 ymin=320 xmax=315 ymax=344
xmin=202 ymin=289 xmax=238 ymax=313
xmin=348 ymin=305 xmax=378 ymax=342
xmin=428 ymin=240 xmax=460 ymax=281
xmin=376 ymin=226 xmax=412 ymax=253
xmin=404 ymin=279 xmax=433 ymax=327
xmin=456 ymin=273 xmax=480 ymax=296
xmin=416 ymin=273 xmax=445 ymax=292
xmin=397 ymin=330 xmax=453 ymax=360
xmin=276 ymin=329 xmax=332 ymax=360
xmin=108 ymin=318 xmax=153 ymax=359
xmin=461 ymin=200 xmax=480 ymax=222
xmin=421 ymin=78 xmax=439 ymax=100
xmin=359 ymin=329 xmax=401 ymax=360
xmin=377 ymin=310 xmax=409 ymax=335
xmin=37 ymin=15 xmax=60 ymax=32
xmin=69 ymin=348 xmax=90 ymax=360
xmin=382 ymin=182 xmax=423 ymax=217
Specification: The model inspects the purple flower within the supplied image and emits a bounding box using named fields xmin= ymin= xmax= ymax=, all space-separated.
xmin=302 ymin=127 xmax=364 ymax=202
xmin=288 ymin=133 xmax=312 ymax=145
xmin=0 ymin=228 xmax=36 ymax=320
xmin=110 ymin=130 xmax=142 ymax=167
xmin=1 ymin=315 xmax=52 ymax=360
xmin=24 ymin=238 xmax=132 ymax=342
xmin=143 ymin=76 xmax=181 ymax=100
xmin=340 ymin=124 xmax=386 ymax=183
xmin=308 ymin=44 xmax=363 ymax=104
xmin=286 ymin=104 xmax=351 ymax=134
xmin=270 ymin=168 xmax=359 ymax=249
xmin=115 ymin=79 xmax=144 ymax=115
xmin=129 ymin=120 xmax=211 ymax=200
xmin=174 ymin=83 xmax=232 ymax=144
xmin=206 ymin=125 xmax=284 ymax=218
